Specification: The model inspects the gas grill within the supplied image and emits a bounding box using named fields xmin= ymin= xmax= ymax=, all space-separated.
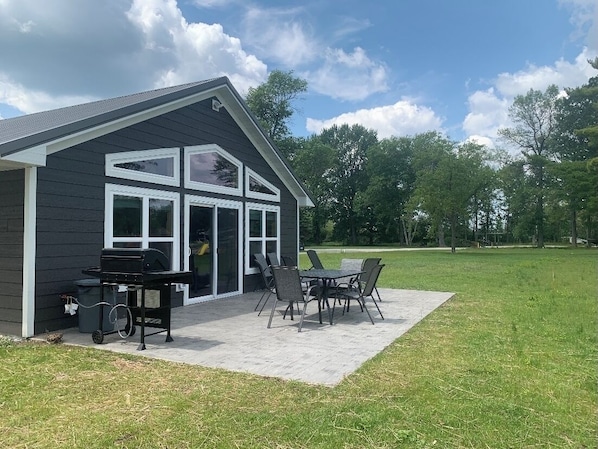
xmin=83 ymin=248 xmax=192 ymax=350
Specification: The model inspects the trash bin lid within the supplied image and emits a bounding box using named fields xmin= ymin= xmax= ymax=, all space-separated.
xmin=74 ymin=278 xmax=100 ymax=287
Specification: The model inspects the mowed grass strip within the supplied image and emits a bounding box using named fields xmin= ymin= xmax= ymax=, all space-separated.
xmin=0 ymin=248 xmax=596 ymax=448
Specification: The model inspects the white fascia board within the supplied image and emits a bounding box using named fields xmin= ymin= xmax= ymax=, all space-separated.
xmin=1 ymin=145 xmax=47 ymax=167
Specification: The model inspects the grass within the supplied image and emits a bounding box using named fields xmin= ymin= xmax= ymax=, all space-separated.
xmin=1 ymin=247 xmax=596 ymax=448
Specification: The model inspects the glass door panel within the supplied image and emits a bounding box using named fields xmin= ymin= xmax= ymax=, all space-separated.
xmin=189 ymin=205 xmax=213 ymax=298
xmin=217 ymin=208 xmax=239 ymax=295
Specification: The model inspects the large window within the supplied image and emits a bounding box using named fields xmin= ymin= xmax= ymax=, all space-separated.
xmin=105 ymin=184 xmax=180 ymax=269
xmin=185 ymin=144 xmax=242 ymax=196
xmin=106 ymin=148 xmax=180 ymax=187
xmin=245 ymin=168 xmax=280 ymax=201
xmin=246 ymin=202 xmax=280 ymax=273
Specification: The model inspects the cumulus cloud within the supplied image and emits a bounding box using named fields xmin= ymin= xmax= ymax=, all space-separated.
xmin=240 ymin=6 xmax=387 ymax=102
xmin=306 ymin=100 xmax=444 ymax=138
xmin=559 ymin=0 xmax=598 ymax=51
xmin=462 ymin=47 xmax=597 ymax=149
xmin=126 ymin=0 xmax=266 ymax=94
xmin=494 ymin=49 xmax=597 ymax=97
xmin=306 ymin=47 xmax=389 ymax=101
xmin=0 ymin=0 xmax=266 ymax=114
xmin=241 ymin=6 xmax=318 ymax=67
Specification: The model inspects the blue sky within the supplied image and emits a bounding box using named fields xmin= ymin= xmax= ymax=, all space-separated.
xmin=0 ymin=0 xmax=596 ymax=150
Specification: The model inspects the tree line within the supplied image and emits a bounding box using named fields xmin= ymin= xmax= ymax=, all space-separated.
xmin=245 ymin=63 xmax=598 ymax=250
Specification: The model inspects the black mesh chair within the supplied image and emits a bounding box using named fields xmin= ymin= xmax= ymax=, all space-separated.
xmin=306 ymin=249 xmax=324 ymax=269
xmin=268 ymin=265 xmax=320 ymax=332
xmin=254 ymin=253 xmax=275 ymax=315
xmin=361 ymin=257 xmax=382 ymax=302
xmin=267 ymin=252 xmax=281 ymax=267
xmin=333 ymin=264 xmax=385 ymax=324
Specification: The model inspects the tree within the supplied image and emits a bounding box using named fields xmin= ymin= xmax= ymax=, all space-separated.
xmin=498 ymin=85 xmax=560 ymax=247
xmin=245 ymin=70 xmax=308 ymax=156
xmin=291 ymin=137 xmax=335 ymax=244
xmin=318 ymin=124 xmax=378 ymax=245
xmin=363 ymin=136 xmax=416 ymax=244
xmin=411 ymin=134 xmax=492 ymax=252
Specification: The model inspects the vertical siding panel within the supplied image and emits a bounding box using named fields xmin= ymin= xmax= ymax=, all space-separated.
xmin=0 ymin=170 xmax=24 ymax=335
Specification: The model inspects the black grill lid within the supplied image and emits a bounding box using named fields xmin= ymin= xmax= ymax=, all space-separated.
xmin=100 ymin=248 xmax=170 ymax=273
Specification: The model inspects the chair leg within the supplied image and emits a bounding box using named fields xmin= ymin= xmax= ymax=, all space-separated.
xmin=360 ymin=298 xmax=375 ymax=325
xmin=369 ymin=295 xmax=384 ymax=319
xmin=267 ymin=298 xmax=278 ymax=328
xmin=257 ymin=291 xmax=273 ymax=316
xmin=298 ymin=301 xmax=309 ymax=332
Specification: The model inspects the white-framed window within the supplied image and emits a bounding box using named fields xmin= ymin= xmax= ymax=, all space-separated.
xmin=245 ymin=202 xmax=280 ymax=274
xmin=105 ymin=148 xmax=180 ymax=187
xmin=245 ymin=168 xmax=280 ymax=201
xmin=105 ymin=184 xmax=180 ymax=270
xmin=184 ymin=144 xmax=243 ymax=196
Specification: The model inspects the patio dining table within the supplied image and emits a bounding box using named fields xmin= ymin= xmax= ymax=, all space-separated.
xmin=299 ymin=269 xmax=364 ymax=325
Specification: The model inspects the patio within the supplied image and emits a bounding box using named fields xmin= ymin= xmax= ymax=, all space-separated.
xmin=59 ymin=288 xmax=454 ymax=386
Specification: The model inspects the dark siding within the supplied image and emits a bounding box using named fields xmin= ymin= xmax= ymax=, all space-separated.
xmin=31 ymin=97 xmax=299 ymax=332
xmin=0 ymin=170 xmax=24 ymax=335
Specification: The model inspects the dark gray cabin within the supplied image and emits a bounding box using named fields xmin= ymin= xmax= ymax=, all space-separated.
xmin=0 ymin=77 xmax=313 ymax=337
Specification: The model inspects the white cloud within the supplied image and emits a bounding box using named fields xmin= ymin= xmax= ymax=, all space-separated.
xmin=240 ymin=6 xmax=387 ymax=102
xmin=241 ymin=6 xmax=317 ymax=67
xmin=306 ymin=47 xmax=389 ymax=101
xmin=127 ymin=0 xmax=267 ymax=94
xmin=306 ymin=100 xmax=444 ymax=138
xmin=462 ymin=47 xmax=597 ymax=149
xmin=495 ymin=48 xmax=597 ymax=97
xmin=559 ymin=0 xmax=598 ymax=51
xmin=0 ymin=75 xmax=98 ymax=114
xmin=0 ymin=0 xmax=267 ymax=114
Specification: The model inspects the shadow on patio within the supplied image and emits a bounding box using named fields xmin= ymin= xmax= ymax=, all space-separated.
xmin=59 ymin=288 xmax=454 ymax=386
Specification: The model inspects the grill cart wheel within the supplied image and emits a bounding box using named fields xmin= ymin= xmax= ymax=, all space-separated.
xmin=92 ymin=330 xmax=104 ymax=344
xmin=125 ymin=322 xmax=136 ymax=337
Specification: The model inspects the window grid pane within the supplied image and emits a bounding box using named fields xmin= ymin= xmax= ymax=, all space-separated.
xmin=113 ymin=195 xmax=142 ymax=237
xmin=189 ymin=152 xmax=239 ymax=188
xmin=149 ymin=199 xmax=173 ymax=237
xmin=265 ymin=211 xmax=277 ymax=237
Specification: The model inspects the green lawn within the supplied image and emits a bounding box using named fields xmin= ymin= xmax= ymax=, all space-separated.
xmin=1 ymin=248 xmax=596 ymax=448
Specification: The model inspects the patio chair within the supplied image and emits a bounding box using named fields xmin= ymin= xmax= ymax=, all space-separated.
xmin=280 ymin=255 xmax=296 ymax=266
xmin=253 ymin=253 xmax=275 ymax=314
xmin=268 ymin=266 xmax=320 ymax=332
xmin=267 ymin=252 xmax=281 ymax=267
xmin=333 ymin=264 xmax=385 ymax=324
xmin=337 ymin=258 xmax=364 ymax=286
xmin=361 ymin=257 xmax=382 ymax=302
xmin=306 ymin=249 xmax=324 ymax=269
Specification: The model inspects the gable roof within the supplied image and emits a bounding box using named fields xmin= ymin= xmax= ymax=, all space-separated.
xmin=0 ymin=77 xmax=313 ymax=206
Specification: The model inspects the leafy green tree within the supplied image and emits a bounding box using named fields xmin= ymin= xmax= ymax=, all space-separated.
xmin=411 ymin=133 xmax=491 ymax=252
xmin=291 ymin=137 xmax=335 ymax=244
xmin=363 ymin=136 xmax=416 ymax=244
xmin=499 ymin=159 xmax=535 ymax=242
xmin=245 ymin=70 xmax=308 ymax=156
xmin=318 ymin=124 xmax=378 ymax=244
xmin=498 ymin=85 xmax=560 ymax=247
xmin=551 ymin=61 xmax=598 ymax=245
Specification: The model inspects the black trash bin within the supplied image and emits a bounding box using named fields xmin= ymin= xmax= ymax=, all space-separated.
xmin=74 ymin=279 xmax=119 ymax=333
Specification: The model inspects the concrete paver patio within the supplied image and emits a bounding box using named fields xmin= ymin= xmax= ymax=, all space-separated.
xmin=60 ymin=288 xmax=454 ymax=386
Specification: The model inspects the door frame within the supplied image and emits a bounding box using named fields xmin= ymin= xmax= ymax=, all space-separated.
xmin=184 ymin=195 xmax=243 ymax=305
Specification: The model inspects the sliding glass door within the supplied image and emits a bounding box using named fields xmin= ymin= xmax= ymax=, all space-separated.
xmin=185 ymin=197 xmax=242 ymax=304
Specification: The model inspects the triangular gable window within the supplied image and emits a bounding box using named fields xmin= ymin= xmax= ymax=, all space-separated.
xmin=185 ymin=144 xmax=243 ymax=196
xmin=106 ymin=148 xmax=180 ymax=187
xmin=246 ymin=168 xmax=280 ymax=201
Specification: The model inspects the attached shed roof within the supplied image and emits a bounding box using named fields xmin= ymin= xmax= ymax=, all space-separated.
xmin=0 ymin=77 xmax=313 ymax=206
